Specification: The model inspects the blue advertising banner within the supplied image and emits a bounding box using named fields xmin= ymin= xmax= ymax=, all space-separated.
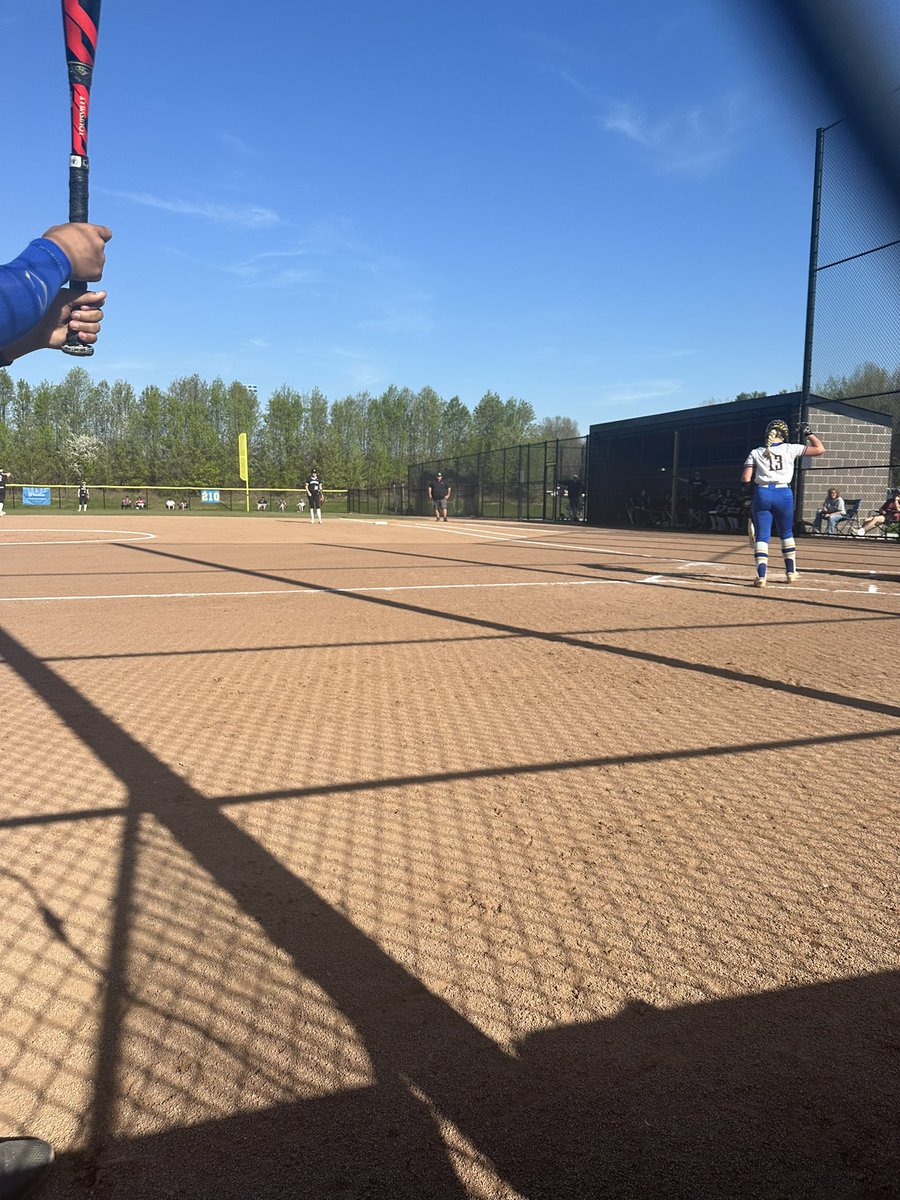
xmin=22 ymin=487 xmax=51 ymax=506
xmin=201 ymin=489 xmax=221 ymax=504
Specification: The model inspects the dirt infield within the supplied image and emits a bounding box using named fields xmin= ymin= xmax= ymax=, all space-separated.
xmin=1 ymin=514 xmax=898 ymax=1199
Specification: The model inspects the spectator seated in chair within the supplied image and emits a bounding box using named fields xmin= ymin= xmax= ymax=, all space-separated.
xmin=256 ymin=497 xmax=268 ymax=511
xmin=853 ymin=489 xmax=900 ymax=537
xmin=165 ymin=498 xmax=176 ymax=511
xmin=121 ymin=495 xmax=132 ymax=509
xmin=134 ymin=495 xmax=145 ymax=510
xmin=812 ymin=488 xmax=845 ymax=535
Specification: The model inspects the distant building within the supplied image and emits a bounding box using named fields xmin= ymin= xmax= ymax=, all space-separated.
xmin=586 ymin=392 xmax=892 ymax=530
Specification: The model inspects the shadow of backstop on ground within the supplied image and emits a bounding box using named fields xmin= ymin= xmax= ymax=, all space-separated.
xmin=47 ymin=969 xmax=900 ymax=1199
xmin=1 ymin=612 xmax=898 ymax=1198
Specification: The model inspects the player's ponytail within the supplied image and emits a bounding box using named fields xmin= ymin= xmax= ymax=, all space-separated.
xmin=764 ymin=419 xmax=789 ymax=465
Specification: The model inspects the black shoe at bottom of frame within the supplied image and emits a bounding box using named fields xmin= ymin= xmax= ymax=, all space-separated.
xmin=0 ymin=1138 xmax=54 ymax=1200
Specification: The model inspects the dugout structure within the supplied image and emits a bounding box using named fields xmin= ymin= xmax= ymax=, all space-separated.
xmin=586 ymin=392 xmax=892 ymax=532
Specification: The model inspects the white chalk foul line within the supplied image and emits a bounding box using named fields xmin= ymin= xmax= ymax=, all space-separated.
xmin=408 ymin=520 xmax=725 ymax=566
xmin=0 ymin=579 xmax=631 ymax=604
xmin=409 ymin=525 xmax=900 ymax=595
xmin=1 ymin=574 xmax=898 ymax=604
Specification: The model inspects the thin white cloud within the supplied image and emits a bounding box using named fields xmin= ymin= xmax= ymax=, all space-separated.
xmin=225 ymin=226 xmax=434 ymax=344
xmin=598 ymin=378 xmax=685 ymax=405
xmin=344 ymin=362 xmax=386 ymax=389
xmin=598 ymin=94 xmax=747 ymax=175
xmin=602 ymin=101 xmax=655 ymax=147
xmin=226 ymin=224 xmax=392 ymax=288
xmin=551 ymin=66 xmax=748 ymax=176
xmin=92 ymin=358 xmax=157 ymax=372
xmin=232 ymin=261 xmax=320 ymax=287
xmin=304 ymin=345 xmax=386 ymax=390
xmin=625 ymin=347 xmax=695 ymax=362
xmin=358 ymin=310 xmax=434 ymax=336
xmin=215 ymin=131 xmax=259 ymax=157
xmin=109 ymin=190 xmax=281 ymax=228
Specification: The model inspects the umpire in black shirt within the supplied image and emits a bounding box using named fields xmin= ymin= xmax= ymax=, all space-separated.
xmin=429 ymin=473 xmax=451 ymax=522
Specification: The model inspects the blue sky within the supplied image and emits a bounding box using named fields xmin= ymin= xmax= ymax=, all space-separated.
xmin=4 ymin=0 xmax=897 ymax=431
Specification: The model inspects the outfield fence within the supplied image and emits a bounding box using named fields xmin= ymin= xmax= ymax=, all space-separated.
xmin=346 ymin=483 xmax=408 ymax=516
xmin=0 ymin=484 xmax=349 ymax=514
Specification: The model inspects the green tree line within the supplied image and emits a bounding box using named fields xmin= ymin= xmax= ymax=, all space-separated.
xmin=705 ymin=363 xmax=900 ymax=462
xmin=0 ymin=368 xmax=580 ymax=488
xmin=815 ymin=362 xmax=900 ymax=463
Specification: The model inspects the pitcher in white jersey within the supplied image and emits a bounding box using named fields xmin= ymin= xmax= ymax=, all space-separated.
xmin=741 ymin=419 xmax=825 ymax=588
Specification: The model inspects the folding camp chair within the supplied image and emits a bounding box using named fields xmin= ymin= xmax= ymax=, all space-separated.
xmin=832 ymin=498 xmax=862 ymax=535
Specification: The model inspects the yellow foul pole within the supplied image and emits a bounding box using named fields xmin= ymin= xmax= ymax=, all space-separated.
xmin=238 ymin=433 xmax=249 ymax=512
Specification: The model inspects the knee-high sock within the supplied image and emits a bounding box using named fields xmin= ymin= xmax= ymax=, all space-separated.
xmin=754 ymin=541 xmax=769 ymax=579
xmin=781 ymin=536 xmax=796 ymax=574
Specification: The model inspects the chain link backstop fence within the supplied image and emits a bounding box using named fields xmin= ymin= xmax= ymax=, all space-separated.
xmin=401 ymin=438 xmax=587 ymax=523
xmin=804 ymin=100 xmax=900 ymax=465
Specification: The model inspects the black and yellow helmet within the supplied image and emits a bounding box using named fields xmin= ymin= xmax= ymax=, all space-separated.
xmin=765 ymin=419 xmax=789 ymax=445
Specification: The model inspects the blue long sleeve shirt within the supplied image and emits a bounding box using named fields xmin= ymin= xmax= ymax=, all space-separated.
xmin=0 ymin=238 xmax=72 ymax=348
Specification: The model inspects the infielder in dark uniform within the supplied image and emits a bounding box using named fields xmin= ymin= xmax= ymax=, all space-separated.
xmin=306 ymin=469 xmax=323 ymax=524
xmin=429 ymin=472 xmax=451 ymax=522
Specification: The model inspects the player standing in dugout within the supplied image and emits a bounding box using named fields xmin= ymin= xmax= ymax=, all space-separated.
xmin=741 ymin=419 xmax=824 ymax=588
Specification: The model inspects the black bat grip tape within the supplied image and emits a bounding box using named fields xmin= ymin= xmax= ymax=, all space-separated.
xmin=63 ymin=159 xmax=94 ymax=356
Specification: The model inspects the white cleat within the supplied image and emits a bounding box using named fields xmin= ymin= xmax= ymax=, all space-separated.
xmin=785 ymin=572 xmax=799 ymax=584
xmin=753 ymin=576 xmax=767 ymax=589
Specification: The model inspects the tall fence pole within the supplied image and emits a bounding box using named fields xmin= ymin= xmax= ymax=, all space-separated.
xmin=798 ymin=125 xmax=826 ymax=524
xmin=542 ymin=443 xmax=549 ymax=522
xmin=670 ymin=430 xmax=680 ymax=527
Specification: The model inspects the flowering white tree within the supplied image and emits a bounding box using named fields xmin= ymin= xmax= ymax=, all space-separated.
xmin=62 ymin=432 xmax=103 ymax=482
